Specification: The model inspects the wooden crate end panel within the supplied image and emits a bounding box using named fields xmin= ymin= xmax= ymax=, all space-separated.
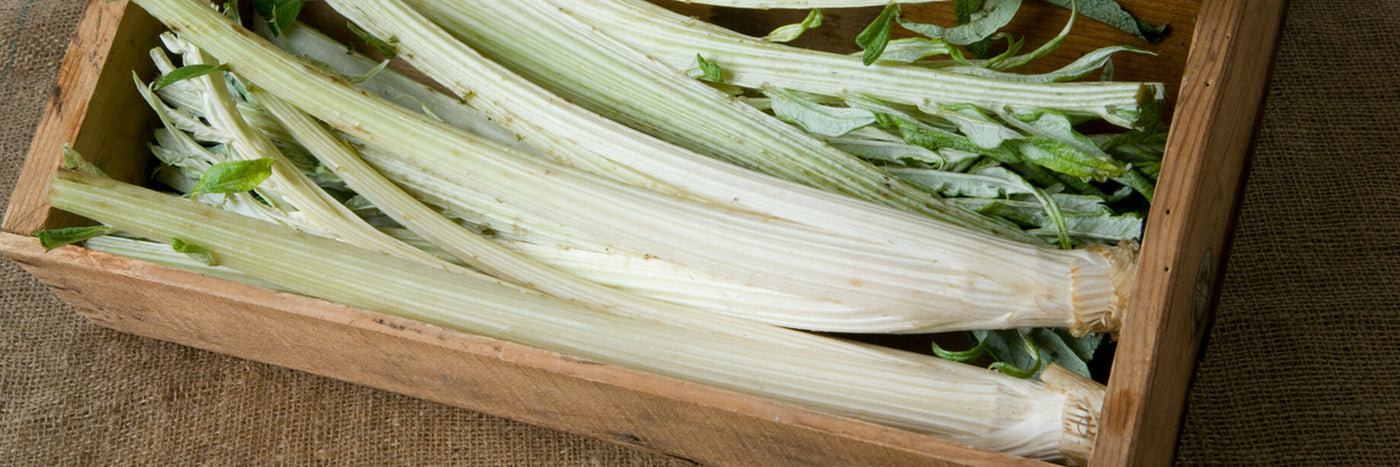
xmin=1092 ymin=1 xmax=1289 ymax=466
xmin=3 ymin=0 xmax=163 ymax=235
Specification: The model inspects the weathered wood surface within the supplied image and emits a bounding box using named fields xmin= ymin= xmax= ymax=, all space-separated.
xmin=2 ymin=0 xmax=160 ymax=235
xmin=1093 ymin=1 xmax=1288 ymax=465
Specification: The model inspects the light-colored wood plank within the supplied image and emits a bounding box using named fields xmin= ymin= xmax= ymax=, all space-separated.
xmin=1093 ymin=1 xmax=1288 ymax=465
xmin=0 ymin=232 xmax=1044 ymax=467
xmin=2 ymin=0 xmax=161 ymax=236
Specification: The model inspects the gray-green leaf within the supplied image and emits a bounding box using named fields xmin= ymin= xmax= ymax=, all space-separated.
xmin=890 ymin=166 xmax=1035 ymax=198
xmin=899 ymin=0 xmax=1022 ymax=46
xmin=766 ymin=87 xmax=876 ymax=137
xmin=1038 ymin=0 xmax=1168 ymax=43
xmin=1030 ymin=214 xmax=1143 ymax=242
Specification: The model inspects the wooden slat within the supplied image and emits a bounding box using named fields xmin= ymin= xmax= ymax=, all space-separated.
xmin=0 ymin=232 xmax=1043 ymax=467
xmin=1092 ymin=1 xmax=1288 ymax=465
xmin=1 ymin=0 xmax=160 ymax=235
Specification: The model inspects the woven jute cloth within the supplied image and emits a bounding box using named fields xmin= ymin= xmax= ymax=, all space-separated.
xmin=2 ymin=0 xmax=1396 ymax=465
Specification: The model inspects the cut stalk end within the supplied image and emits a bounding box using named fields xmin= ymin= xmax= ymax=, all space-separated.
xmin=1070 ymin=240 xmax=1139 ymax=335
xmin=1042 ymin=364 xmax=1106 ymax=465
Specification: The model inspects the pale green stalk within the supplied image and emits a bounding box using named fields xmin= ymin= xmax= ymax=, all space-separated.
xmin=84 ymin=235 xmax=287 ymax=291
xmin=273 ymin=23 xmax=535 ymax=154
xmin=132 ymin=0 xmax=1132 ymax=335
xmin=399 ymin=0 xmax=1035 ymax=241
xmin=153 ymin=34 xmax=446 ymax=267
xmin=47 ymin=170 xmax=1103 ymax=461
xmin=254 ymin=87 xmax=912 ymax=359
xmin=558 ymin=0 xmax=1155 ymax=127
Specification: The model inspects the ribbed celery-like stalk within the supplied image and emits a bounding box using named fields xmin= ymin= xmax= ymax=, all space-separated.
xmin=152 ymin=34 xmax=445 ymax=267
xmin=254 ymin=87 xmax=921 ymax=360
xmin=131 ymin=0 xmax=1130 ymax=335
xmin=389 ymin=0 xmax=1039 ymax=242
xmin=557 ymin=0 xmax=1156 ymax=127
xmin=48 ymin=170 xmax=1103 ymax=461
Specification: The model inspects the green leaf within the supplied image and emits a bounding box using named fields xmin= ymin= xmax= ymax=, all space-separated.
xmin=1054 ymin=328 xmax=1103 ymax=363
xmin=981 ymin=33 xmax=1026 ymax=66
xmin=222 ymin=1 xmax=241 ymax=23
xmin=1098 ymin=121 xmax=1169 ymax=162
xmin=856 ymin=3 xmax=900 ymax=66
xmin=347 ymin=22 xmax=398 ymax=60
xmin=922 ymin=105 xmax=1022 ymax=150
xmin=965 ymin=37 xmax=995 ymax=59
xmin=931 ymin=335 xmax=988 ymax=362
xmin=251 ymin=0 xmax=306 ymax=36
xmin=32 ymin=225 xmax=111 ymax=251
xmin=898 ymin=0 xmax=1022 ymax=46
xmin=990 ymin=0 xmax=1075 ymax=70
xmin=190 ymin=158 xmax=276 ymax=195
xmin=1111 ymin=167 xmax=1156 ymax=201
xmin=152 ymin=64 xmax=227 ymax=91
xmin=1017 ymin=137 xmax=1127 ymax=179
xmin=1000 ymin=109 xmax=1129 ymax=179
xmin=958 ymin=328 xmax=1101 ymax=379
xmin=765 ymin=87 xmax=876 ymax=137
xmin=1029 ymin=328 xmax=1100 ymax=378
xmin=689 ymin=54 xmax=725 ymax=84
xmin=171 ymin=237 xmax=218 ymax=266
xmin=764 ymin=9 xmax=823 ymax=43
xmin=845 ymin=95 xmax=1018 ymax=163
xmin=1037 ymin=0 xmax=1168 ymax=44
xmin=977 ymin=329 xmax=1043 ymax=378
xmin=61 ymin=144 xmax=108 ymax=177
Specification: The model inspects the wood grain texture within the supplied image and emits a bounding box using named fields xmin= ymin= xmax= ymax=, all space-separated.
xmin=0 ymin=232 xmax=1044 ymax=467
xmin=1092 ymin=1 xmax=1288 ymax=465
xmin=1 ymin=0 xmax=160 ymax=236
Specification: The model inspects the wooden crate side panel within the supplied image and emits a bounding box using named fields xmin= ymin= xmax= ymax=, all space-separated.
xmin=1 ymin=233 xmax=1044 ymax=467
xmin=3 ymin=0 xmax=161 ymax=235
xmin=1092 ymin=1 xmax=1288 ymax=465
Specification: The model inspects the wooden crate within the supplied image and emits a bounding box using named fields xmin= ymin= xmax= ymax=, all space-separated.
xmin=1 ymin=0 xmax=1287 ymax=465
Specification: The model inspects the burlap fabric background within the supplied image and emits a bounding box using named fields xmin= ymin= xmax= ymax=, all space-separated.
xmin=1 ymin=0 xmax=1395 ymax=465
